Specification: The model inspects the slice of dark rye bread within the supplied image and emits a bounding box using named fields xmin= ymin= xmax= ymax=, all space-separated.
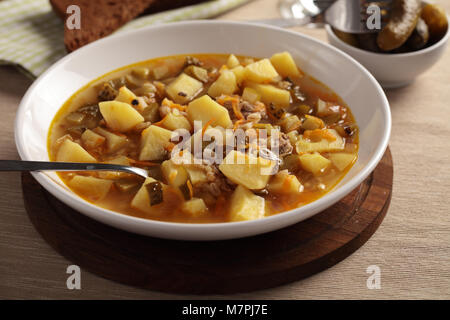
xmin=50 ymin=0 xmax=209 ymax=52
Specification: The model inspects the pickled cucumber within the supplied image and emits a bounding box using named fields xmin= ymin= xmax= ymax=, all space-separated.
xmin=357 ymin=33 xmax=381 ymax=52
xmin=421 ymin=3 xmax=448 ymax=40
xmin=333 ymin=29 xmax=359 ymax=47
xmin=406 ymin=18 xmax=430 ymax=50
xmin=377 ymin=0 xmax=422 ymax=51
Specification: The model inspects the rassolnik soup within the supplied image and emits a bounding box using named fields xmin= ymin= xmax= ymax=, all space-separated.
xmin=48 ymin=52 xmax=358 ymax=223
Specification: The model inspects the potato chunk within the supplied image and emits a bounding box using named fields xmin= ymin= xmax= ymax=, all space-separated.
xmin=187 ymin=95 xmax=232 ymax=129
xmin=267 ymin=171 xmax=303 ymax=194
xmin=56 ymin=139 xmax=96 ymax=163
xmin=161 ymin=159 xmax=189 ymax=187
xmin=270 ymin=52 xmax=300 ymax=78
xmin=131 ymin=177 xmax=161 ymax=215
xmin=81 ymin=129 xmax=105 ymax=151
xmin=229 ymin=185 xmax=265 ymax=221
xmin=139 ymin=125 xmax=173 ymax=161
xmin=231 ymin=65 xmax=245 ymax=85
xmin=68 ymin=175 xmax=112 ymax=200
xmin=242 ymin=87 xmax=261 ymax=104
xmin=97 ymin=156 xmax=131 ymax=180
xmin=296 ymin=129 xmax=344 ymax=153
xmin=244 ymin=58 xmax=279 ymax=83
xmin=207 ymin=70 xmax=237 ymax=98
xmin=93 ymin=127 xmax=128 ymax=153
xmin=99 ymin=101 xmax=144 ymax=132
xmin=227 ymin=54 xmax=240 ymax=68
xmin=160 ymin=113 xmax=192 ymax=131
xmin=181 ymin=198 xmax=207 ymax=217
xmin=329 ymin=153 xmax=357 ymax=171
xmin=299 ymin=153 xmax=331 ymax=175
xmin=114 ymin=86 xmax=137 ymax=105
xmin=185 ymin=167 xmax=208 ymax=185
xmin=166 ymin=73 xmax=202 ymax=104
xmin=219 ymin=150 xmax=276 ymax=190
xmin=248 ymin=83 xmax=290 ymax=108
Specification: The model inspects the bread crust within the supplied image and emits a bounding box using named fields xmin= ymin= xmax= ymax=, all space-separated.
xmin=50 ymin=0 xmax=209 ymax=52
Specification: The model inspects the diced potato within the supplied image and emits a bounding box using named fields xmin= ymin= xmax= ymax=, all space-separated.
xmin=207 ymin=70 xmax=237 ymax=98
xmin=99 ymin=101 xmax=144 ymax=132
xmin=131 ymin=177 xmax=161 ymax=215
xmin=161 ymin=159 xmax=189 ymax=187
xmin=93 ymin=127 xmax=124 ymax=151
xmin=302 ymin=115 xmax=325 ymax=130
xmin=219 ymin=150 xmax=276 ymax=190
xmin=329 ymin=153 xmax=357 ymax=171
xmin=242 ymin=87 xmax=261 ymax=104
xmin=187 ymin=95 xmax=232 ymax=129
xmin=231 ymin=65 xmax=245 ymax=85
xmin=316 ymin=99 xmax=341 ymax=117
xmin=93 ymin=127 xmax=128 ymax=153
xmin=184 ymin=65 xmax=209 ymax=83
xmin=166 ymin=73 xmax=203 ymax=104
xmin=185 ymin=166 xmax=208 ymax=185
xmin=68 ymin=175 xmax=113 ymax=200
xmin=97 ymin=156 xmax=131 ymax=180
xmin=317 ymin=99 xmax=328 ymax=115
xmin=106 ymin=155 xmax=130 ymax=166
xmin=229 ymin=185 xmax=265 ymax=221
xmin=56 ymin=139 xmax=96 ymax=163
xmin=171 ymin=152 xmax=209 ymax=185
xmin=296 ymin=129 xmax=344 ymax=153
xmin=181 ymin=198 xmax=207 ymax=217
xmin=278 ymin=115 xmax=302 ymax=132
xmin=152 ymin=65 xmax=169 ymax=80
xmin=139 ymin=125 xmax=173 ymax=161
xmin=227 ymin=54 xmax=240 ymax=68
xmin=267 ymin=171 xmax=303 ymax=194
xmin=248 ymin=83 xmax=290 ymax=108
xmin=159 ymin=113 xmax=192 ymax=132
xmin=81 ymin=129 xmax=105 ymax=150
xmin=115 ymin=86 xmax=137 ymax=105
xmin=299 ymin=152 xmax=331 ymax=175
xmin=244 ymin=58 xmax=279 ymax=83
xmin=270 ymin=52 xmax=300 ymax=78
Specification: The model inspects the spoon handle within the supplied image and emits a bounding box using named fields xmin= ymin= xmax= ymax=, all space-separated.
xmin=0 ymin=160 xmax=124 ymax=173
xmin=248 ymin=17 xmax=314 ymax=29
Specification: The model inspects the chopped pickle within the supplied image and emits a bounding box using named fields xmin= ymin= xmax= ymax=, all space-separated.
xmin=145 ymin=181 xmax=163 ymax=206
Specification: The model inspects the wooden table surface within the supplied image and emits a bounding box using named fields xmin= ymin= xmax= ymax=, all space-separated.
xmin=1 ymin=0 xmax=449 ymax=299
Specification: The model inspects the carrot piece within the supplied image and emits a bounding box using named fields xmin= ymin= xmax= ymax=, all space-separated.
xmin=187 ymin=180 xmax=194 ymax=199
xmin=152 ymin=115 xmax=168 ymax=127
xmin=233 ymin=119 xmax=245 ymax=130
xmin=164 ymin=142 xmax=175 ymax=152
xmin=201 ymin=118 xmax=215 ymax=137
xmin=303 ymin=129 xmax=336 ymax=142
xmin=129 ymin=159 xmax=160 ymax=167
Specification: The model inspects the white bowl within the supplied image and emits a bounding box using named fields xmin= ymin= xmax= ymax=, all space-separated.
xmin=326 ymin=24 xmax=450 ymax=89
xmin=15 ymin=21 xmax=391 ymax=241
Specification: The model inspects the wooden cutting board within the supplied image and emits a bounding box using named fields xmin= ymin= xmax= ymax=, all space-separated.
xmin=21 ymin=148 xmax=393 ymax=294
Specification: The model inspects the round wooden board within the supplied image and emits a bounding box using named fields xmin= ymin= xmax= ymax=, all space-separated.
xmin=22 ymin=148 xmax=393 ymax=294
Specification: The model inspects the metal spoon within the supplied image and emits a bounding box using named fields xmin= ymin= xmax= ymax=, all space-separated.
xmin=250 ymin=0 xmax=391 ymax=33
xmin=0 ymin=160 xmax=149 ymax=179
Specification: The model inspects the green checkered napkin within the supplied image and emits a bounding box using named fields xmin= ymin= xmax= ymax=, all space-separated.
xmin=0 ymin=0 xmax=250 ymax=78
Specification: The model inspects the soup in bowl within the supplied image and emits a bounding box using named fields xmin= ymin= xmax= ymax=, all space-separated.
xmin=15 ymin=21 xmax=390 ymax=240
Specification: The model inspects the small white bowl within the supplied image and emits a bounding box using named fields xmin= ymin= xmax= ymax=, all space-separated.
xmin=15 ymin=21 xmax=391 ymax=240
xmin=326 ymin=24 xmax=450 ymax=89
